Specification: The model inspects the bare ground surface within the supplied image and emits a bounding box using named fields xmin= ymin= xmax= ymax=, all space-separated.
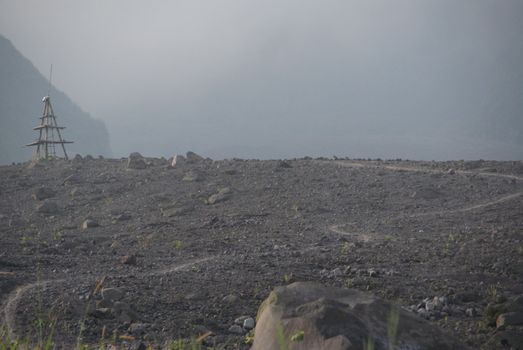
xmin=0 ymin=157 xmax=522 ymax=349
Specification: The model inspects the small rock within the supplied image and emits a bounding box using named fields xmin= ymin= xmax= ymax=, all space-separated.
xmin=161 ymin=205 xmax=193 ymax=217
xmin=182 ymin=170 xmax=202 ymax=182
xmin=425 ymin=300 xmax=436 ymax=312
xmin=129 ymin=323 xmax=147 ymax=336
xmin=234 ymin=316 xmax=250 ymax=325
xmin=447 ymin=168 xmax=456 ymax=175
xmin=207 ymin=188 xmax=231 ymax=205
xmin=186 ymin=151 xmax=204 ymax=163
xmin=122 ymin=255 xmax=137 ymax=265
xmin=127 ymin=152 xmax=147 ymax=169
xmin=113 ymin=213 xmax=132 ymax=221
xmin=367 ymin=268 xmax=378 ymax=278
xmin=331 ymin=268 xmax=343 ymax=277
xmin=228 ymin=325 xmax=244 ymax=334
xmin=465 ymin=308 xmax=475 ymax=317
xmin=433 ymin=296 xmax=448 ymax=309
xmin=36 ymin=201 xmax=59 ymax=214
xmin=222 ymin=294 xmax=238 ymax=303
xmin=243 ymin=317 xmax=255 ymax=330
xmin=82 ymin=219 xmax=99 ymax=229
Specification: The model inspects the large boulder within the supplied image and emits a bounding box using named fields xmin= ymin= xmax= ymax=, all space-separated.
xmin=252 ymin=282 xmax=467 ymax=350
xmin=185 ymin=151 xmax=204 ymax=163
xmin=127 ymin=152 xmax=147 ymax=169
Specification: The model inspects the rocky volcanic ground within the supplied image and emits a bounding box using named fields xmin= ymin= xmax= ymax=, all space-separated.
xmin=0 ymin=153 xmax=522 ymax=349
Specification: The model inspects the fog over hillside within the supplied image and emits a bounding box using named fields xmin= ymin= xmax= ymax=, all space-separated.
xmin=0 ymin=36 xmax=111 ymax=164
xmin=0 ymin=1 xmax=522 ymax=160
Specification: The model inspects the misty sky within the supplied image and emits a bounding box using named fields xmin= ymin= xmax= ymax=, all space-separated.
xmin=1 ymin=0 xmax=522 ymax=160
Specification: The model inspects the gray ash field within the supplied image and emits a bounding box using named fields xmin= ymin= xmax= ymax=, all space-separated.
xmin=1 ymin=156 xmax=522 ymax=349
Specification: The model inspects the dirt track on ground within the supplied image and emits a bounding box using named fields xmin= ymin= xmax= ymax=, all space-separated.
xmin=1 ymin=157 xmax=522 ymax=348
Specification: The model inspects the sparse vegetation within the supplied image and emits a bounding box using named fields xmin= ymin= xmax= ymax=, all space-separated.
xmin=0 ymin=157 xmax=521 ymax=349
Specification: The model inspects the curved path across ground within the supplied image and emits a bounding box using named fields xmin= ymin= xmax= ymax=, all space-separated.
xmin=326 ymin=160 xmax=522 ymax=240
xmin=1 ymin=257 xmax=217 ymax=341
xmin=1 ymin=160 xmax=521 ymax=342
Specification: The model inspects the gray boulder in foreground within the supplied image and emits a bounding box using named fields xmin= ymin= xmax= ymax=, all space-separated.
xmin=252 ymin=282 xmax=467 ymax=350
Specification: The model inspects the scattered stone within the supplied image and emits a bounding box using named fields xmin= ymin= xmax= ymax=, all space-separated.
xmin=447 ymin=168 xmax=456 ymax=175
xmin=127 ymin=152 xmax=147 ymax=169
xmin=331 ymin=268 xmax=343 ymax=277
xmin=122 ymin=255 xmax=137 ymax=265
xmin=228 ymin=325 xmax=244 ymax=335
xmin=182 ymin=170 xmax=203 ymax=182
xmin=466 ymin=308 xmax=476 ymax=317
xmin=222 ymin=294 xmax=238 ymax=303
xmin=243 ymin=317 xmax=255 ymax=330
xmin=36 ymin=201 xmax=59 ymax=214
xmin=252 ymin=282 xmax=466 ymax=350
xmin=113 ymin=213 xmax=132 ymax=221
xmin=234 ymin=316 xmax=250 ymax=326
xmin=186 ymin=151 xmax=204 ymax=163
xmin=160 ymin=204 xmax=193 ymax=217
xmin=82 ymin=219 xmax=99 ymax=229
xmin=207 ymin=188 xmax=231 ymax=205
xmin=129 ymin=323 xmax=147 ymax=336
xmin=367 ymin=268 xmax=378 ymax=278
xmin=32 ymin=187 xmax=56 ymax=200
xmin=101 ymin=287 xmax=124 ymax=301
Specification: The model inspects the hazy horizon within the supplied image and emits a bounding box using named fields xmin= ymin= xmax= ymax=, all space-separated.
xmin=1 ymin=0 xmax=522 ymax=161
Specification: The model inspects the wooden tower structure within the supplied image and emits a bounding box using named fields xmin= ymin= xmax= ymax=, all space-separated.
xmin=26 ymin=95 xmax=73 ymax=160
